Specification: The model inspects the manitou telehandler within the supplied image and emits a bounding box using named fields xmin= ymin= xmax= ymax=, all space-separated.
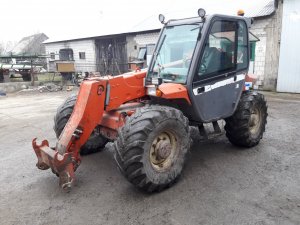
xmin=33 ymin=9 xmax=267 ymax=192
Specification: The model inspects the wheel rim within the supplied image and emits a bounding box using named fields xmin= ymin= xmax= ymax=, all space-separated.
xmin=249 ymin=106 xmax=262 ymax=135
xmin=149 ymin=131 xmax=178 ymax=172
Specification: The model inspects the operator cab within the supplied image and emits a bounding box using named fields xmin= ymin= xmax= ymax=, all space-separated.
xmin=147 ymin=9 xmax=251 ymax=123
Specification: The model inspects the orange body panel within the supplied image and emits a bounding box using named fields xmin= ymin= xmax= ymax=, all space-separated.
xmin=158 ymin=83 xmax=191 ymax=105
xmin=33 ymin=80 xmax=107 ymax=189
xmin=38 ymin=70 xmax=146 ymax=155
xmin=57 ymin=80 xmax=107 ymax=156
xmin=104 ymin=71 xmax=147 ymax=111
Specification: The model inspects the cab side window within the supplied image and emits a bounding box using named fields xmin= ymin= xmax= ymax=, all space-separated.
xmin=236 ymin=21 xmax=249 ymax=71
xmin=197 ymin=20 xmax=237 ymax=78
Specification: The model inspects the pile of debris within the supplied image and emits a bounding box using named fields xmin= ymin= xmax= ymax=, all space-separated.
xmin=37 ymin=83 xmax=63 ymax=92
xmin=16 ymin=83 xmax=65 ymax=94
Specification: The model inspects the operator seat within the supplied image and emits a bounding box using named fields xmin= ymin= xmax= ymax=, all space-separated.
xmin=204 ymin=47 xmax=222 ymax=74
xmin=203 ymin=47 xmax=233 ymax=74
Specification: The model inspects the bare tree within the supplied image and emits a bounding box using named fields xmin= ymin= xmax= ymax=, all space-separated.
xmin=4 ymin=41 xmax=14 ymax=54
xmin=0 ymin=42 xmax=5 ymax=55
xmin=0 ymin=41 xmax=18 ymax=55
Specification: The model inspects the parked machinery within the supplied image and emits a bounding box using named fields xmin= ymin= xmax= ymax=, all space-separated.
xmin=33 ymin=9 xmax=267 ymax=192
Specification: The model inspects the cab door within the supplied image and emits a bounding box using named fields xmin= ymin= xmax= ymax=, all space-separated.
xmin=189 ymin=18 xmax=249 ymax=122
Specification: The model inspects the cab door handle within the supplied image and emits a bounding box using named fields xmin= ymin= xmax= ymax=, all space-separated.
xmin=197 ymin=87 xmax=205 ymax=94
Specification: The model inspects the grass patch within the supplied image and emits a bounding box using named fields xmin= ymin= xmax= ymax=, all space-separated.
xmin=37 ymin=73 xmax=62 ymax=82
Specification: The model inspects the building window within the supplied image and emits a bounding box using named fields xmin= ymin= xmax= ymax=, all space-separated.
xmin=79 ymin=52 xmax=86 ymax=59
xmin=137 ymin=47 xmax=146 ymax=60
xmin=50 ymin=52 xmax=55 ymax=60
xmin=59 ymin=48 xmax=74 ymax=61
xmin=250 ymin=42 xmax=256 ymax=61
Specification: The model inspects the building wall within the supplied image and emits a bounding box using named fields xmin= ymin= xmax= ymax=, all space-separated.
xmin=95 ymin=36 xmax=127 ymax=75
xmin=126 ymin=35 xmax=138 ymax=60
xmin=45 ymin=39 xmax=97 ymax=72
xmin=250 ymin=19 xmax=266 ymax=88
xmin=126 ymin=32 xmax=160 ymax=61
xmin=250 ymin=1 xmax=283 ymax=90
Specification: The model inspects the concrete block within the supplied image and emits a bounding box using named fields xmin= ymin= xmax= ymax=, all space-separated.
xmin=21 ymin=84 xmax=28 ymax=89
xmin=0 ymin=82 xmax=31 ymax=93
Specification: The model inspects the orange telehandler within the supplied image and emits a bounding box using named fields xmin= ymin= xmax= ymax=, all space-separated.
xmin=33 ymin=9 xmax=267 ymax=192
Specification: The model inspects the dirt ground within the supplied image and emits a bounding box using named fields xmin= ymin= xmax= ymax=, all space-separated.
xmin=0 ymin=90 xmax=299 ymax=225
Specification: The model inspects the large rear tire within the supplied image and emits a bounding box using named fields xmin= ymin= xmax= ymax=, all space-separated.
xmin=225 ymin=91 xmax=268 ymax=147
xmin=54 ymin=94 xmax=108 ymax=155
xmin=114 ymin=105 xmax=190 ymax=193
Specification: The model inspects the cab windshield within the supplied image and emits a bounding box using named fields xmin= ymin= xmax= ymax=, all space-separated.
xmin=147 ymin=23 xmax=202 ymax=84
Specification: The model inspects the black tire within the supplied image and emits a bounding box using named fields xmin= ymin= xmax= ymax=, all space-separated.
xmin=114 ymin=105 xmax=190 ymax=193
xmin=225 ymin=91 xmax=268 ymax=147
xmin=54 ymin=94 xmax=108 ymax=155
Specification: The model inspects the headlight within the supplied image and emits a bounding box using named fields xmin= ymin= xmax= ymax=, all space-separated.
xmin=146 ymin=86 xmax=162 ymax=97
xmin=147 ymin=86 xmax=157 ymax=96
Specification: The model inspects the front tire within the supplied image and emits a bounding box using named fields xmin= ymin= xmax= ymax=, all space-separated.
xmin=225 ymin=91 xmax=268 ymax=147
xmin=114 ymin=105 xmax=190 ymax=192
xmin=54 ymin=94 xmax=108 ymax=155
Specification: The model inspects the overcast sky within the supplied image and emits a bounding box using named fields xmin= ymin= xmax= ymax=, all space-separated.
xmin=1 ymin=0 xmax=271 ymax=43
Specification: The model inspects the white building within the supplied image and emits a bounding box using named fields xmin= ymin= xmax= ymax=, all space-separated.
xmin=44 ymin=0 xmax=300 ymax=93
xmin=44 ymin=30 xmax=160 ymax=75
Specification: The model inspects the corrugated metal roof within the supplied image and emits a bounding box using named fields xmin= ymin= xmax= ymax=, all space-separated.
xmin=43 ymin=28 xmax=160 ymax=44
xmin=12 ymin=35 xmax=36 ymax=53
xmin=255 ymin=0 xmax=276 ymax=17
xmin=11 ymin=33 xmax=48 ymax=54
xmin=246 ymin=1 xmax=276 ymax=18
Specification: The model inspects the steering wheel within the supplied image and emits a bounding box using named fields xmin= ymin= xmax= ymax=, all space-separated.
xmin=184 ymin=58 xmax=191 ymax=68
xmin=199 ymin=63 xmax=207 ymax=74
xmin=198 ymin=50 xmax=210 ymax=74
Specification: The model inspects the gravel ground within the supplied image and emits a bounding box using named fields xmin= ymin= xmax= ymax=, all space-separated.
xmin=0 ymin=90 xmax=299 ymax=225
